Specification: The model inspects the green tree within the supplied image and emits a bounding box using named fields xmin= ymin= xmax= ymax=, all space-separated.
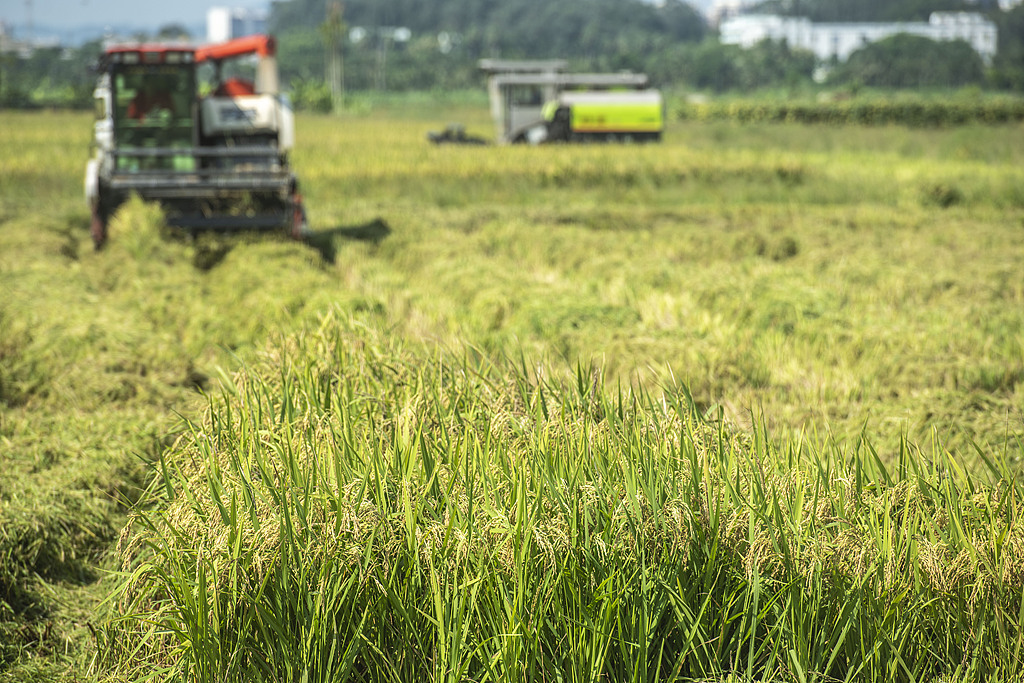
xmin=656 ymin=38 xmax=814 ymax=93
xmin=750 ymin=0 xmax=979 ymax=21
xmin=156 ymin=24 xmax=192 ymax=41
xmin=268 ymin=0 xmax=709 ymax=93
xmin=276 ymin=28 xmax=328 ymax=84
xmin=733 ymin=39 xmax=816 ymax=89
xmin=0 ymin=43 xmax=100 ymax=108
xmin=828 ymin=33 xmax=985 ymax=88
xmin=680 ymin=41 xmax=744 ymax=91
xmin=990 ymin=5 xmax=1024 ymax=90
xmin=269 ymin=0 xmax=706 ymax=84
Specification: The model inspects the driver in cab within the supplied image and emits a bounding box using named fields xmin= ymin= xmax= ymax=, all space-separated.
xmin=127 ymin=79 xmax=176 ymax=121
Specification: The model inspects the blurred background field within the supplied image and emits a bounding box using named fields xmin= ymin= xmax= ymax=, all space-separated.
xmin=294 ymin=107 xmax=1024 ymax=452
xmin=1 ymin=104 xmax=1023 ymax=680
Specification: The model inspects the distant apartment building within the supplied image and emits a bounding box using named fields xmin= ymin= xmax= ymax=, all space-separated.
xmin=207 ymin=7 xmax=268 ymax=43
xmin=720 ymin=12 xmax=998 ymax=64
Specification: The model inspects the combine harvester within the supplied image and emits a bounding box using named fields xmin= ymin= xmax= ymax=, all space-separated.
xmin=84 ymin=34 xmax=307 ymax=248
xmin=479 ymin=59 xmax=664 ymax=144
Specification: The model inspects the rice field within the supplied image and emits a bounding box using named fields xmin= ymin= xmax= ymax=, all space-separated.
xmin=0 ymin=101 xmax=1023 ymax=681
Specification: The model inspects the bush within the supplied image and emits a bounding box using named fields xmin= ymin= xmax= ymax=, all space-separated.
xmin=289 ymin=78 xmax=335 ymax=113
xmin=679 ymin=97 xmax=1024 ymax=127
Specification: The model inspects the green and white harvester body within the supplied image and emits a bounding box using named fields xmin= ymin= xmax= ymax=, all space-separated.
xmin=84 ymin=34 xmax=307 ymax=248
xmin=479 ymin=59 xmax=664 ymax=144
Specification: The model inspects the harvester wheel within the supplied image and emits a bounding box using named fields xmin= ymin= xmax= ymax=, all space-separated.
xmin=290 ymin=196 xmax=309 ymax=240
xmin=90 ymin=201 xmax=108 ymax=250
xmin=549 ymin=108 xmax=571 ymax=142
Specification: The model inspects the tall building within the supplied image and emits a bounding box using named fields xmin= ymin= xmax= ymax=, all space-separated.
xmin=207 ymin=7 xmax=268 ymax=43
xmin=720 ymin=12 xmax=998 ymax=65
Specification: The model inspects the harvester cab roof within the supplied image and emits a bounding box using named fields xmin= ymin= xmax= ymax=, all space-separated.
xmin=85 ymin=35 xmax=306 ymax=248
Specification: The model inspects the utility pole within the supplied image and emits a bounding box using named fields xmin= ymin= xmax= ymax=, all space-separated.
xmin=376 ymin=31 xmax=386 ymax=90
xmin=321 ymin=1 xmax=345 ymax=107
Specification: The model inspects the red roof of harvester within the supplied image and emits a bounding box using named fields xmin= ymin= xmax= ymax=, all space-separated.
xmin=103 ymin=35 xmax=276 ymax=65
xmin=104 ymin=44 xmax=194 ymax=57
xmin=195 ymin=35 xmax=276 ymax=62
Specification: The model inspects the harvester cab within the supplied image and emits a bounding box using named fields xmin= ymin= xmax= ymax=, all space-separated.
xmin=85 ymin=35 xmax=307 ymax=248
xmin=478 ymin=59 xmax=664 ymax=144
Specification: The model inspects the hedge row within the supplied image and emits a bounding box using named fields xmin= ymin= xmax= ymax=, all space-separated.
xmin=678 ymin=99 xmax=1024 ymax=127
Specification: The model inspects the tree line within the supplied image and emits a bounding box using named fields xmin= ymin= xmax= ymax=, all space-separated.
xmin=273 ymin=0 xmax=1024 ymax=107
xmin=2 ymin=0 xmax=1024 ymax=109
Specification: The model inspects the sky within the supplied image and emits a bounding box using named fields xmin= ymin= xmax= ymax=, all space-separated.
xmin=2 ymin=0 xmax=268 ymax=36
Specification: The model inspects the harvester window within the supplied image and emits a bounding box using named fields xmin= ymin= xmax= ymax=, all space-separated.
xmin=112 ymin=65 xmax=196 ymax=171
xmin=127 ymin=80 xmax=176 ymax=120
xmin=199 ymin=57 xmax=260 ymax=98
xmin=510 ymin=85 xmax=543 ymax=106
xmin=113 ymin=66 xmax=192 ymax=127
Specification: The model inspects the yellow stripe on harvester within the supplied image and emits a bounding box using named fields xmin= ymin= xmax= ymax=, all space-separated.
xmin=559 ymin=91 xmax=664 ymax=134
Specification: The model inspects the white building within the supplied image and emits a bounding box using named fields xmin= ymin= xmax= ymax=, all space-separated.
xmin=207 ymin=7 xmax=268 ymax=43
xmin=720 ymin=12 xmax=998 ymax=65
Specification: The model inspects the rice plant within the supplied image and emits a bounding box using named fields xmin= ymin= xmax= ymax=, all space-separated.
xmin=98 ymin=311 xmax=1024 ymax=683
xmin=3 ymin=106 xmax=1024 ymax=680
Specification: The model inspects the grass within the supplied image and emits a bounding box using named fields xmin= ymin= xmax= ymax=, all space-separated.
xmin=0 ymin=103 xmax=1022 ymax=680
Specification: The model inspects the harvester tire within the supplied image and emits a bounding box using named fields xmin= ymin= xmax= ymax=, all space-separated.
xmin=90 ymin=200 xmax=108 ymax=250
xmin=549 ymin=108 xmax=571 ymax=142
xmin=290 ymin=197 xmax=309 ymax=240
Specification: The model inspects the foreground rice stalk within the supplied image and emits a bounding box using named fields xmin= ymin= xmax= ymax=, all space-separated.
xmin=97 ymin=311 xmax=1023 ymax=683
